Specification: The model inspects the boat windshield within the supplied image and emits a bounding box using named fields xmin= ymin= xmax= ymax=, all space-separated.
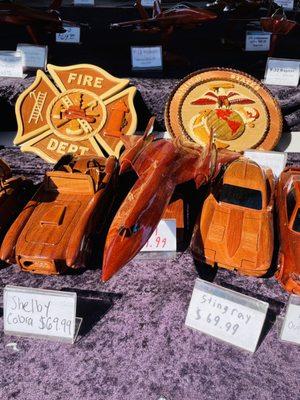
xmin=218 ymin=183 xmax=262 ymax=210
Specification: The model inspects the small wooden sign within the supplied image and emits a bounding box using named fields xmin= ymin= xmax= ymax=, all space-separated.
xmin=15 ymin=64 xmax=137 ymax=162
xmin=185 ymin=279 xmax=269 ymax=352
xmin=4 ymin=285 xmax=78 ymax=343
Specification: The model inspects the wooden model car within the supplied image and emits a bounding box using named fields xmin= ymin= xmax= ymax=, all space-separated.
xmin=191 ymin=158 xmax=275 ymax=276
xmin=276 ymin=167 xmax=300 ymax=294
xmin=0 ymin=158 xmax=33 ymax=244
xmin=1 ymin=154 xmax=118 ymax=275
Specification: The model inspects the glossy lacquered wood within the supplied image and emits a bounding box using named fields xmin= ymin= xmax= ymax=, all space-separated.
xmin=102 ymin=119 xmax=240 ymax=281
xmin=110 ymin=1 xmax=217 ymax=31
xmin=0 ymin=158 xmax=34 ymax=245
xmin=1 ymin=154 xmax=118 ymax=275
xmin=192 ymin=158 xmax=275 ymax=276
xmin=0 ymin=1 xmax=75 ymax=44
xmin=276 ymin=167 xmax=300 ymax=294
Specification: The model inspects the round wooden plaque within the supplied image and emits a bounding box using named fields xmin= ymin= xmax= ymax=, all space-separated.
xmin=165 ymin=68 xmax=282 ymax=152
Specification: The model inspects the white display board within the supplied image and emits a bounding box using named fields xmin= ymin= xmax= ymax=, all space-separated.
xmin=56 ymin=26 xmax=81 ymax=44
xmin=17 ymin=44 xmax=47 ymax=70
xmin=141 ymin=219 xmax=176 ymax=252
xmin=280 ymin=294 xmax=300 ymax=345
xmin=185 ymin=279 xmax=269 ymax=352
xmin=4 ymin=286 xmax=77 ymax=343
xmin=244 ymin=150 xmax=287 ymax=179
xmin=0 ymin=51 xmax=23 ymax=78
xmin=131 ymin=46 xmax=163 ymax=70
xmin=74 ymin=0 xmax=94 ymax=5
xmin=245 ymin=31 xmax=271 ymax=52
xmin=265 ymin=58 xmax=300 ymax=87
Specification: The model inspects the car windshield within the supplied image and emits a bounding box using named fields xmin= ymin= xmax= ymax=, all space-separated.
xmin=292 ymin=208 xmax=300 ymax=232
xmin=218 ymin=183 xmax=262 ymax=210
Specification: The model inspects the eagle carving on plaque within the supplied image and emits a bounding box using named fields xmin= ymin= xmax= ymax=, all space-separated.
xmin=15 ymin=64 xmax=137 ymax=163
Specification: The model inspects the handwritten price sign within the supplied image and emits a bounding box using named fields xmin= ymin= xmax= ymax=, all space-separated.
xmin=56 ymin=26 xmax=81 ymax=44
xmin=141 ymin=219 xmax=176 ymax=252
xmin=185 ymin=279 xmax=269 ymax=352
xmin=4 ymin=286 xmax=77 ymax=343
xmin=280 ymin=294 xmax=300 ymax=345
xmin=265 ymin=58 xmax=300 ymax=86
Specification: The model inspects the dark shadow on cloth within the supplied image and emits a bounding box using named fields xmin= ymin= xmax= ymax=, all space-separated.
xmin=61 ymin=288 xmax=122 ymax=337
xmin=194 ymin=260 xmax=218 ymax=282
xmin=0 ymin=307 xmax=2 ymax=318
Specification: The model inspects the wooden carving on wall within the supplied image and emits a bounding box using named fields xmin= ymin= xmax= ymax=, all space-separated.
xmin=165 ymin=68 xmax=282 ymax=152
xmin=0 ymin=154 xmax=119 ymax=275
xmin=15 ymin=64 xmax=137 ymax=163
xmin=191 ymin=158 xmax=275 ymax=276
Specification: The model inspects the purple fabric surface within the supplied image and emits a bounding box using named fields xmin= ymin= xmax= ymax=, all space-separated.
xmin=0 ymin=147 xmax=299 ymax=400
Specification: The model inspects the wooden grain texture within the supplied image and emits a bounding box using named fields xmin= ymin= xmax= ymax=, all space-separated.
xmin=102 ymin=123 xmax=240 ymax=281
xmin=0 ymin=154 xmax=119 ymax=275
xmin=192 ymin=158 xmax=275 ymax=277
xmin=276 ymin=167 xmax=300 ymax=294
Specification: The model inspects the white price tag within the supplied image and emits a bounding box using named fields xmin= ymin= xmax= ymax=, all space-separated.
xmin=244 ymin=150 xmax=287 ymax=179
xmin=280 ymin=294 xmax=300 ymax=345
xmin=0 ymin=51 xmax=23 ymax=78
xmin=141 ymin=219 xmax=176 ymax=252
xmin=141 ymin=0 xmax=159 ymax=6
xmin=245 ymin=31 xmax=271 ymax=52
xmin=185 ymin=279 xmax=269 ymax=352
xmin=265 ymin=58 xmax=300 ymax=87
xmin=131 ymin=46 xmax=163 ymax=70
xmin=56 ymin=26 xmax=81 ymax=44
xmin=274 ymin=0 xmax=294 ymax=9
xmin=4 ymin=286 xmax=77 ymax=343
xmin=74 ymin=0 xmax=94 ymax=5
xmin=17 ymin=44 xmax=47 ymax=70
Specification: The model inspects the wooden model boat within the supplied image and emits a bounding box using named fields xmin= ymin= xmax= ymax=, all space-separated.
xmin=191 ymin=158 xmax=275 ymax=276
xmin=276 ymin=167 xmax=300 ymax=294
xmin=1 ymin=154 xmax=118 ymax=275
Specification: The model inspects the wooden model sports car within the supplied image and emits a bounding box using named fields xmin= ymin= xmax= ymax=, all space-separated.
xmin=276 ymin=167 xmax=300 ymax=294
xmin=191 ymin=158 xmax=275 ymax=276
xmin=1 ymin=154 xmax=118 ymax=275
xmin=0 ymin=158 xmax=33 ymax=244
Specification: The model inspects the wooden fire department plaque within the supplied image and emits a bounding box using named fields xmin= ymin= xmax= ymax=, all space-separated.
xmin=15 ymin=64 xmax=137 ymax=163
xmin=165 ymin=68 xmax=282 ymax=152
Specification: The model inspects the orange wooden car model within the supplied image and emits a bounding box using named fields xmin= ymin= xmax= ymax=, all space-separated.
xmin=1 ymin=154 xmax=118 ymax=275
xmin=191 ymin=158 xmax=275 ymax=276
xmin=0 ymin=158 xmax=33 ymax=244
xmin=276 ymin=167 xmax=300 ymax=294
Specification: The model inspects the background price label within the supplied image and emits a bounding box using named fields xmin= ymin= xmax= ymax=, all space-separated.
xmin=4 ymin=286 xmax=77 ymax=343
xmin=0 ymin=51 xmax=23 ymax=78
xmin=141 ymin=0 xmax=160 ymax=7
xmin=274 ymin=0 xmax=294 ymax=9
xmin=141 ymin=219 xmax=176 ymax=252
xmin=265 ymin=58 xmax=300 ymax=86
xmin=17 ymin=44 xmax=47 ymax=70
xmin=56 ymin=26 xmax=81 ymax=44
xmin=245 ymin=31 xmax=271 ymax=51
xmin=244 ymin=150 xmax=287 ymax=179
xmin=185 ymin=279 xmax=269 ymax=352
xmin=74 ymin=0 xmax=95 ymax=5
xmin=131 ymin=46 xmax=163 ymax=70
xmin=280 ymin=294 xmax=300 ymax=345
